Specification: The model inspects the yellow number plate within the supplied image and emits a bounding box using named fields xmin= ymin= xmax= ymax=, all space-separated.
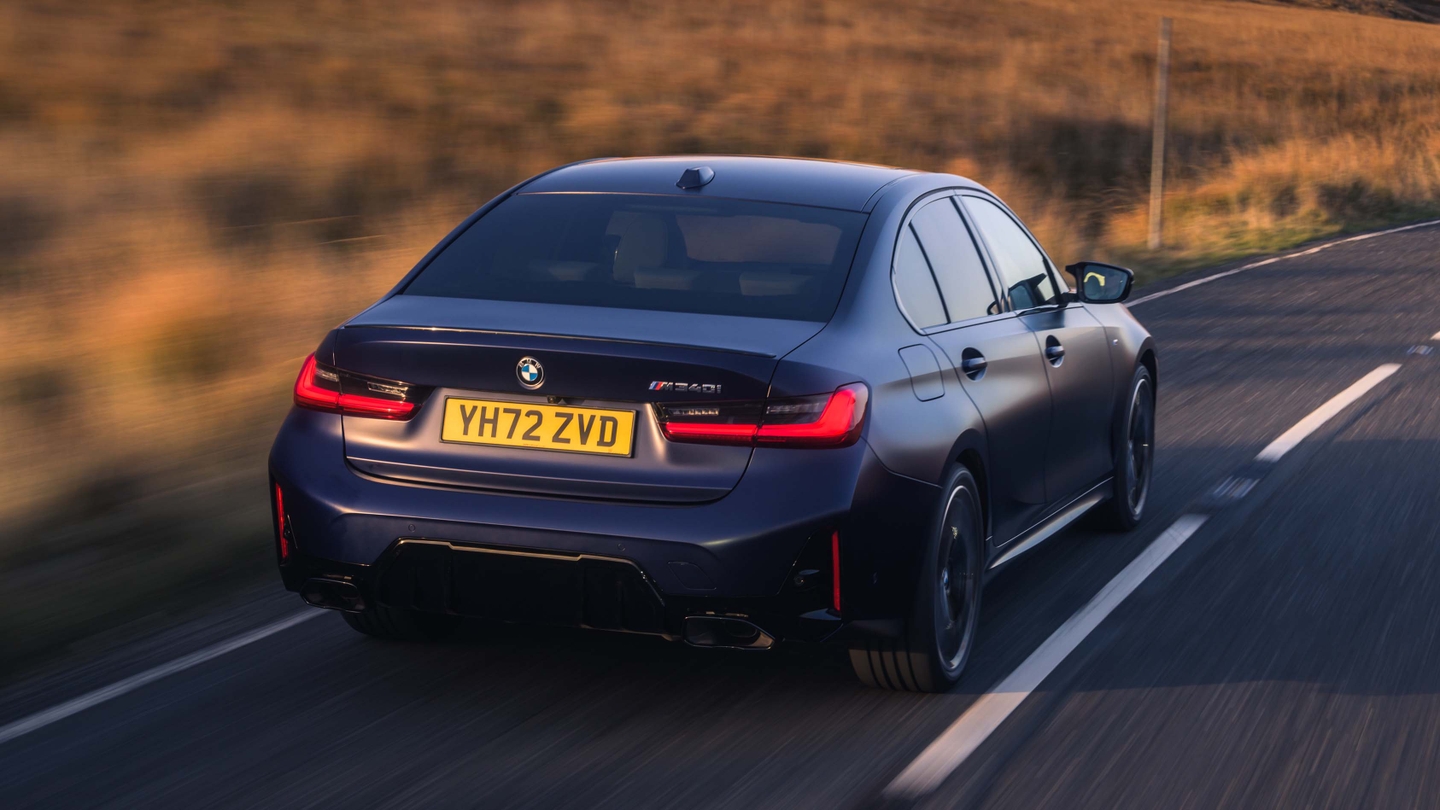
xmin=440 ymin=398 xmax=636 ymax=456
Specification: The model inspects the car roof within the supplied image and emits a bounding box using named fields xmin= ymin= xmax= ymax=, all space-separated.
xmin=519 ymin=155 xmax=919 ymax=212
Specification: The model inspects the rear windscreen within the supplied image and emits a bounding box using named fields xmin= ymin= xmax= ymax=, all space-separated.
xmin=402 ymin=193 xmax=869 ymax=321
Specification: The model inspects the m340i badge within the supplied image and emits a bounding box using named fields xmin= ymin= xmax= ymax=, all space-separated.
xmin=648 ymin=381 xmax=723 ymax=394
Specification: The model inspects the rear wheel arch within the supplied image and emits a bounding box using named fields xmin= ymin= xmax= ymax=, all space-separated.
xmin=851 ymin=462 xmax=985 ymax=691
xmin=944 ymin=428 xmax=991 ymax=544
xmin=956 ymin=448 xmax=989 ymax=543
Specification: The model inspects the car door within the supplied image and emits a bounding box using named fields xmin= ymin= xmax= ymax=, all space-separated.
xmin=960 ymin=194 xmax=1116 ymax=505
xmin=897 ymin=194 xmax=1051 ymax=545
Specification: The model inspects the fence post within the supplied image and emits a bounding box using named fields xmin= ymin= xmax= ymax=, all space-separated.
xmin=1148 ymin=17 xmax=1172 ymax=251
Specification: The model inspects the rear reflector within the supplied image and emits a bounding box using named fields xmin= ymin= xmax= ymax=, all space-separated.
xmin=293 ymin=354 xmax=427 ymax=420
xmin=656 ymin=383 xmax=869 ymax=448
xmin=274 ymin=482 xmax=290 ymax=563
xmin=831 ymin=530 xmax=841 ymax=613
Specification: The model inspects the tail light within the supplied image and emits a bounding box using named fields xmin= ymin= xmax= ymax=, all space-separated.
xmin=656 ymin=383 xmax=869 ymax=448
xmin=293 ymin=354 xmax=429 ymax=420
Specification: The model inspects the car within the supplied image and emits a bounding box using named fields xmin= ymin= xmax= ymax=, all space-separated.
xmin=269 ymin=155 xmax=1156 ymax=692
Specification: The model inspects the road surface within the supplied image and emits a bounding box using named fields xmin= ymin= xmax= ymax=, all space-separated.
xmin=4 ymin=222 xmax=1440 ymax=809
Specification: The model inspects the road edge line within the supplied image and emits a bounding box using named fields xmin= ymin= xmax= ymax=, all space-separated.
xmin=1255 ymin=364 xmax=1401 ymax=462
xmin=883 ymin=514 xmax=1208 ymax=799
xmin=883 ymin=357 xmax=1409 ymax=800
xmin=1128 ymin=219 xmax=1440 ymax=307
xmin=0 ymin=610 xmax=320 ymax=748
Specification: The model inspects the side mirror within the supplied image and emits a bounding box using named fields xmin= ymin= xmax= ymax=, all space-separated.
xmin=1066 ymin=262 xmax=1135 ymax=304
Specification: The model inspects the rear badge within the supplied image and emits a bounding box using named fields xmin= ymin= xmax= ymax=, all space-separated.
xmin=517 ymin=357 xmax=544 ymax=389
xmin=649 ymin=381 xmax=722 ymax=395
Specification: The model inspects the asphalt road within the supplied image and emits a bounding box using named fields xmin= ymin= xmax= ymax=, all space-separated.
xmin=4 ymin=222 xmax=1440 ymax=809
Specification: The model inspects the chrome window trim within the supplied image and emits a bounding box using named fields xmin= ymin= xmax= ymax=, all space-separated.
xmin=921 ymin=309 xmax=1018 ymax=336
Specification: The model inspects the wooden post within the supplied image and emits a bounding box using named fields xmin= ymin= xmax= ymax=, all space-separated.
xmin=1148 ymin=17 xmax=1172 ymax=251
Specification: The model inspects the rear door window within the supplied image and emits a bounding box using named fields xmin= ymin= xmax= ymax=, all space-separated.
xmin=962 ymin=196 xmax=1058 ymax=310
xmin=403 ymin=193 xmax=868 ymax=321
xmin=908 ymin=198 xmax=1000 ymax=323
xmin=892 ymin=226 xmax=948 ymax=329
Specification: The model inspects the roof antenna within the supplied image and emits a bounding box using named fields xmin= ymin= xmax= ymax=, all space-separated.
xmin=676 ymin=166 xmax=715 ymax=190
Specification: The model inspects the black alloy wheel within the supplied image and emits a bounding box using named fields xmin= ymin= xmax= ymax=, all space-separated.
xmin=850 ymin=465 xmax=984 ymax=692
xmin=1099 ymin=365 xmax=1154 ymax=531
xmin=934 ymin=481 xmax=982 ymax=675
xmin=1125 ymin=374 xmax=1154 ymax=516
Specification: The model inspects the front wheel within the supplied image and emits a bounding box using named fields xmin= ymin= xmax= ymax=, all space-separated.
xmin=1097 ymin=365 xmax=1154 ymax=531
xmin=850 ymin=465 xmax=984 ymax=692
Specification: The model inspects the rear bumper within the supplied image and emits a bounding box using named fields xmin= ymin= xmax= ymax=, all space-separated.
xmin=281 ymin=538 xmax=868 ymax=643
xmin=270 ymin=408 xmax=938 ymax=641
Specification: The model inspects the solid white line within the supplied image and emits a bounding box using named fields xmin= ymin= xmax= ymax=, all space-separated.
xmin=883 ymin=221 xmax=1429 ymax=799
xmin=1127 ymin=264 xmax=1258 ymax=306
xmin=1254 ymin=364 xmax=1401 ymax=463
xmin=0 ymin=610 xmax=321 ymax=748
xmin=1128 ymin=219 xmax=1440 ymax=307
xmin=884 ymin=514 xmax=1209 ymax=799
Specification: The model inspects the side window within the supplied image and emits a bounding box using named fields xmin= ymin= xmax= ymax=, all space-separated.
xmin=892 ymin=226 xmax=947 ymax=329
xmin=962 ymin=196 xmax=1058 ymax=310
xmin=909 ymin=198 xmax=1000 ymax=322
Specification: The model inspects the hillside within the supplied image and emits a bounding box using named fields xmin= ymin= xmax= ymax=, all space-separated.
xmin=4 ymin=0 xmax=1440 ymax=659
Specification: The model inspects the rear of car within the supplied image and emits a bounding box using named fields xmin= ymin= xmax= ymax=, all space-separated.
xmin=270 ymin=167 xmax=903 ymax=647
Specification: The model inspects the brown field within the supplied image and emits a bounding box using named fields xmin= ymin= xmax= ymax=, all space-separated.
xmin=3 ymin=0 xmax=1439 ymax=661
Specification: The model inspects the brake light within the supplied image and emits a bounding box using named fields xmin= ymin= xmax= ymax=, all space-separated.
xmin=662 ymin=422 xmax=759 ymax=442
xmin=655 ymin=383 xmax=868 ymax=448
xmin=293 ymin=354 xmax=426 ymax=420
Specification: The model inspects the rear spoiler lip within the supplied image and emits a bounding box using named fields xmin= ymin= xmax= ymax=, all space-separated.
xmin=339 ymin=323 xmax=779 ymax=359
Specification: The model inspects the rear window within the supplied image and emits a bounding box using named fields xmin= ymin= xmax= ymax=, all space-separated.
xmin=403 ymin=193 xmax=868 ymax=321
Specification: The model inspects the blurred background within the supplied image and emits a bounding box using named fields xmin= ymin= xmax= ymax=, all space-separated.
xmin=4 ymin=0 xmax=1440 ymax=668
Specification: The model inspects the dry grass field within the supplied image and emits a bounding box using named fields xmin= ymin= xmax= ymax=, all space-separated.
xmin=3 ymin=0 xmax=1440 ymax=661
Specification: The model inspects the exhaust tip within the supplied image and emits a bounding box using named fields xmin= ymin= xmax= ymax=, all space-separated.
xmin=300 ymin=578 xmax=366 ymax=613
xmin=683 ymin=616 xmax=775 ymax=650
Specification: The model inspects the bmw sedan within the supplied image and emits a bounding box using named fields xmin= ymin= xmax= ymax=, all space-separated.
xmin=270 ymin=156 xmax=1156 ymax=692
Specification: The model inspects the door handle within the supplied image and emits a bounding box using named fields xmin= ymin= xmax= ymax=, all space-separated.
xmin=1044 ymin=335 xmax=1065 ymax=367
xmin=960 ymin=349 xmax=988 ymax=380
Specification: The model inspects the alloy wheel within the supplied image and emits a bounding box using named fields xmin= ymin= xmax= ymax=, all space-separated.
xmin=935 ymin=484 xmax=980 ymax=673
xmin=1126 ymin=378 xmax=1154 ymax=516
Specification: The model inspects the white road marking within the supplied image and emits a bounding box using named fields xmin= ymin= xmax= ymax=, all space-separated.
xmin=1431 ymin=330 xmax=1440 ymax=342
xmin=0 ymin=611 xmax=321 ymax=748
xmin=1129 ymin=219 xmax=1440 ymax=307
xmin=1127 ymin=264 xmax=1257 ymax=307
xmin=887 ymin=359 xmax=1406 ymax=797
xmin=885 ymin=515 xmax=1209 ymax=799
xmin=1254 ymin=364 xmax=1401 ymax=462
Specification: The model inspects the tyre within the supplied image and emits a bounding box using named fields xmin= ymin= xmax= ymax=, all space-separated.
xmin=850 ymin=465 xmax=984 ymax=692
xmin=1096 ymin=365 xmax=1154 ymax=531
xmin=342 ymin=604 xmax=460 ymax=641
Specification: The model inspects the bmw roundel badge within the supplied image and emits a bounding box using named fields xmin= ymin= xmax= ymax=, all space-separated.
xmin=516 ymin=357 xmax=544 ymax=389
